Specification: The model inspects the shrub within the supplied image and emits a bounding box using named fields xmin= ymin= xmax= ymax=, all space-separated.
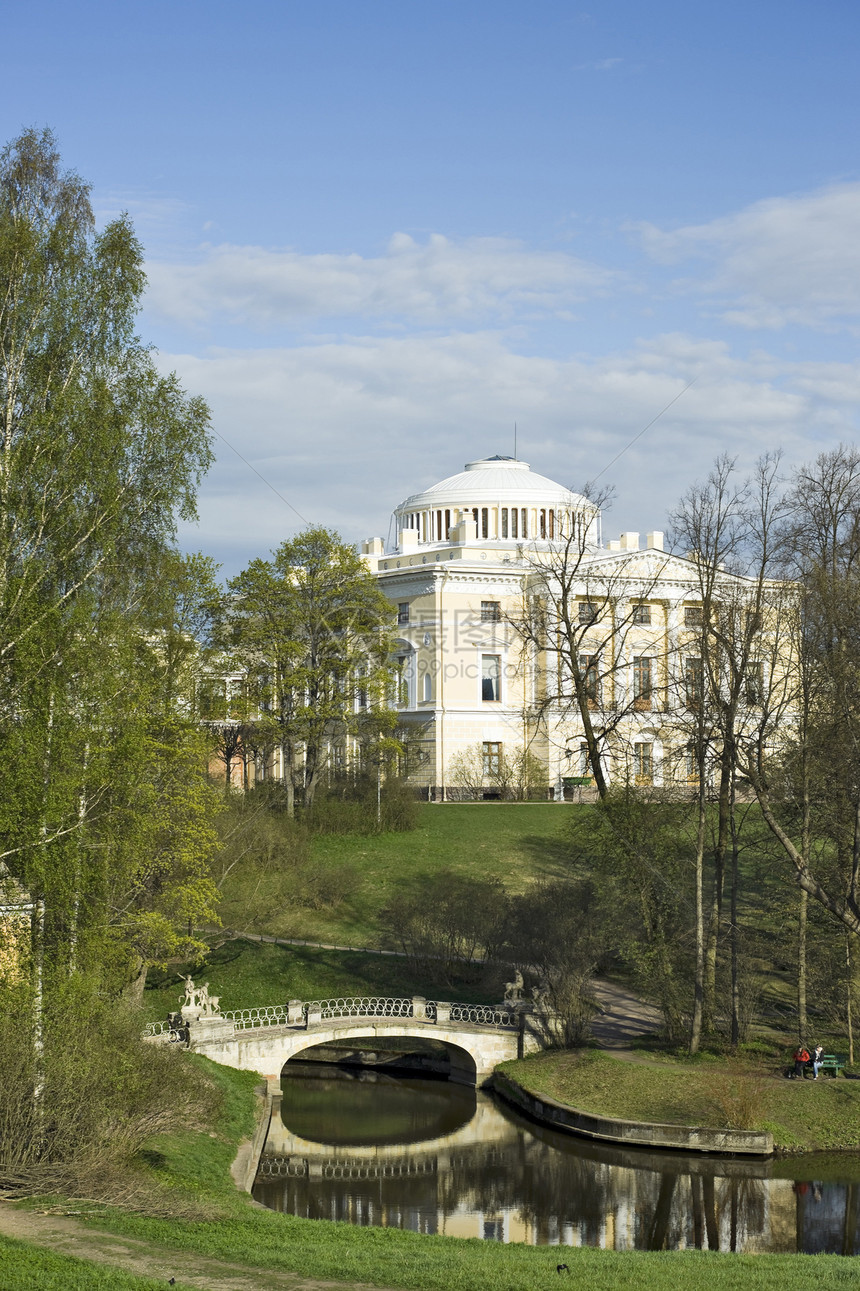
xmin=0 ymin=976 xmax=216 ymax=1195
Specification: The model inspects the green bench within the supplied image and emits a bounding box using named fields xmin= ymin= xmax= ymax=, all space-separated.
xmin=818 ymin=1053 xmax=847 ymax=1077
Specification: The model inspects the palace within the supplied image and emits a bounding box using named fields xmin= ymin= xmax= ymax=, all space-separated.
xmin=361 ymin=454 xmax=731 ymax=800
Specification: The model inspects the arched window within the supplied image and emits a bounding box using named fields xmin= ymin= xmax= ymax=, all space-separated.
xmin=423 ymin=673 xmax=432 ymax=702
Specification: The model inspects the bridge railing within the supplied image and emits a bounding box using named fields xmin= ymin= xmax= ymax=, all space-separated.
xmin=224 ymin=1004 xmax=291 ymax=1030
xmin=146 ymin=994 xmax=523 ymax=1039
xmin=308 ymin=996 xmax=430 ymax=1021
xmin=448 ymin=1003 xmax=519 ymax=1028
xmin=142 ymin=1020 xmax=188 ymax=1042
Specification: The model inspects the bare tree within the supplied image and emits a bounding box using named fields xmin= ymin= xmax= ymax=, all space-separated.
xmin=739 ymin=447 xmax=860 ymax=957
xmin=509 ymin=488 xmax=671 ymax=799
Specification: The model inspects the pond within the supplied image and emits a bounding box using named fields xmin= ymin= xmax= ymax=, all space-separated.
xmin=253 ymin=1060 xmax=860 ymax=1254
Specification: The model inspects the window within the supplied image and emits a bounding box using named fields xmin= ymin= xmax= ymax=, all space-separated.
xmin=745 ymin=608 xmax=763 ymax=634
xmin=745 ymin=661 xmax=764 ymax=705
xmin=481 ymin=507 xmax=489 ymax=538
xmin=398 ymin=602 xmax=409 ymax=625
xmin=579 ymin=741 xmax=591 ymax=777
xmin=482 ymin=654 xmax=501 ymax=701
xmin=579 ymin=600 xmax=599 ymax=625
xmin=198 ymin=678 xmax=227 ymax=720
xmin=521 ymin=508 xmax=528 ymax=538
xmin=472 ymin=507 xmax=479 ymax=528
xmin=444 ymin=509 xmax=451 ymax=539
xmin=549 ymin=509 xmax=555 ymax=539
xmin=634 ymin=742 xmax=653 ymax=784
xmin=540 ymin=509 xmax=547 ymax=539
xmin=482 ymin=741 xmax=501 ymax=776
xmin=632 ymin=604 xmax=652 ymax=625
xmin=685 ymin=744 xmax=700 ymax=783
xmin=685 ymin=656 xmax=704 ymax=707
xmin=394 ymin=656 xmax=409 ymax=707
xmin=501 ymin=508 xmax=508 ymax=538
xmin=684 ymin=605 xmax=703 ymax=628
xmin=436 ymin=510 xmax=442 ymax=541
xmin=633 ymin=656 xmax=653 ymax=708
xmin=423 ymin=673 xmax=432 ymax=702
xmin=481 ymin=600 xmax=501 ymax=622
xmin=579 ymin=653 xmax=599 ymax=705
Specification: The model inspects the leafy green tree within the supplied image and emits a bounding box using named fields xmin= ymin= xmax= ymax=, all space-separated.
xmin=0 ymin=127 xmax=216 ymax=997
xmin=224 ymin=526 xmax=397 ymax=815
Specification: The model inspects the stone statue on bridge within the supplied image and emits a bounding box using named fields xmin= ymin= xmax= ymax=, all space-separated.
xmin=503 ymin=968 xmax=524 ymax=1004
xmin=180 ymin=978 xmax=221 ymax=1018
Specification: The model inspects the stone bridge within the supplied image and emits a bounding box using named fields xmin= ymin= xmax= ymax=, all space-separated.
xmin=145 ymin=994 xmax=548 ymax=1087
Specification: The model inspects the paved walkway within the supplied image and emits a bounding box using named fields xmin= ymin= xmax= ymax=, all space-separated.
xmin=0 ymin=1203 xmax=396 ymax=1291
xmin=589 ymin=979 xmax=662 ymax=1049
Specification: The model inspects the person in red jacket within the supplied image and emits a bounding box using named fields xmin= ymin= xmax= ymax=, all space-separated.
xmin=792 ymin=1044 xmax=811 ymax=1079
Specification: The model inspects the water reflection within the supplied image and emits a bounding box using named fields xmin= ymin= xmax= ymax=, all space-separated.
xmin=252 ymin=1062 xmax=860 ymax=1254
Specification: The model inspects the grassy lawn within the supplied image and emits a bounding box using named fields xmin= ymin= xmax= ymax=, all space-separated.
xmin=15 ymin=1057 xmax=858 ymax=1291
xmin=501 ymin=1050 xmax=860 ymax=1151
xmin=220 ymin=802 xmax=575 ymax=947
xmin=142 ymin=937 xmax=503 ymax=1023
xmin=0 ymin=1238 xmax=196 ymax=1291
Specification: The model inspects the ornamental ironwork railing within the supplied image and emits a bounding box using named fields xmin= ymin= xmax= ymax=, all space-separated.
xmin=145 ymin=994 xmax=522 ymax=1038
xmin=142 ymin=1020 xmax=188 ymax=1043
xmin=223 ymin=1004 xmax=291 ymax=1030
xmin=448 ymin=1003 xmax=519 ymax=1028
xmin=308 ymin=996 xmax=425 ymax=1021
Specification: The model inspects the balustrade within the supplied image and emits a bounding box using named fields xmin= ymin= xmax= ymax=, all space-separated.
xmin=146 ymin=993 xmax=523 ymax=1040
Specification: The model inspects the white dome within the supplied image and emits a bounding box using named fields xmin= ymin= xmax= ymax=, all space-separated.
xmin=392 ymin=456 xmax=598 ymax=552
xmin=397 ymin=455 xmax=589 ymax=512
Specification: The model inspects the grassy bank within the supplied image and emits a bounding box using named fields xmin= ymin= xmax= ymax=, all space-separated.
xmin=18 ymin=1057 xmax=855 ymax=1291
xmin=220 ymin=802 xmax=574 ymax=947
xmin=501 ymin=1050 xmax=860 ymax=1151
xmin=142 ymin=936 xmax=504 ymax=1023
xmin=0 ymin=1238 xmax=195 ymax=1291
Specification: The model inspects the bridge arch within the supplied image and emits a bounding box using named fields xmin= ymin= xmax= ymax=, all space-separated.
xmin=280 ymin=1024 xmax=479 ymax=1086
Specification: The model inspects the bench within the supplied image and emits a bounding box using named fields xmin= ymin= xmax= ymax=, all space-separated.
xmin=818 ymin=1053 xmax=847 ymax=1077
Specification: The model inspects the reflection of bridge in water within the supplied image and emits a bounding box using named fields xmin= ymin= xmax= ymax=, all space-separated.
xmin=255 ymin=1071 xmax=860 ymax=1253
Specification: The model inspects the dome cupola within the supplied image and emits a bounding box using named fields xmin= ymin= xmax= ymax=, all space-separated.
xmin=391 ymin=455 xmax=598 ymax=551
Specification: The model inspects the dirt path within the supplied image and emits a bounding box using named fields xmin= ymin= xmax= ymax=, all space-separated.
xmin=0 ymin=1203 xmax=397 ymax=1291
xmin=589 ymin=978 xmax=662 ymax=1049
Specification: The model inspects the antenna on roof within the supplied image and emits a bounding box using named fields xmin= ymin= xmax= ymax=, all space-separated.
xmin=514 ymin=421 xmax=517 ymax=460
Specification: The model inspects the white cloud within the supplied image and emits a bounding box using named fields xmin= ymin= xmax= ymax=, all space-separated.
xmin=574 ymin=57 xmax=622 ymax=71
xmin=636 ymin=184 xmax=860 ymax=330
xmin=165 ymin=331 xmax=857 ymax=575
xmin=144 ymin=233 xmax=614 ymax=330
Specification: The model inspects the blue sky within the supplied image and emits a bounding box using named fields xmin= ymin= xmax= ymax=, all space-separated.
xmin=5 ymin=1 xmax=860 ymax=571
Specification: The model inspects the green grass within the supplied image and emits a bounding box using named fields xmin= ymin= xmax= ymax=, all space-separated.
xmin=142 ymin=937 xmax=503 ymax=1023
xmin=224 ymin=802 xmax=576 ymax=947
xmin=143 ymin=802 xmax=573 ymax=1023
xmin=0 ymin=1236 xmax=195 ymax=1291
xmin=501 ymin=1049 xmax=860 ymax=1151
xmin=39 ymin=1058 xmax=860 ymax=1291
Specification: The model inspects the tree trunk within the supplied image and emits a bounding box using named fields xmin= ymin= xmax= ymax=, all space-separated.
xmin=704 ymin=754 xmax=731 ymax=1030
xmin=729 ymin=769 xmax=740 ymax=1048
xmin=798 ymin=887 xmax=808 ymax=1041
xmin=124 ymin=959 xmax=149 ymax=1005
xmin=689 ymin=769 xmax=707 ymax=1055
xmin=280 ymin=740 xmax=295 ymax=817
